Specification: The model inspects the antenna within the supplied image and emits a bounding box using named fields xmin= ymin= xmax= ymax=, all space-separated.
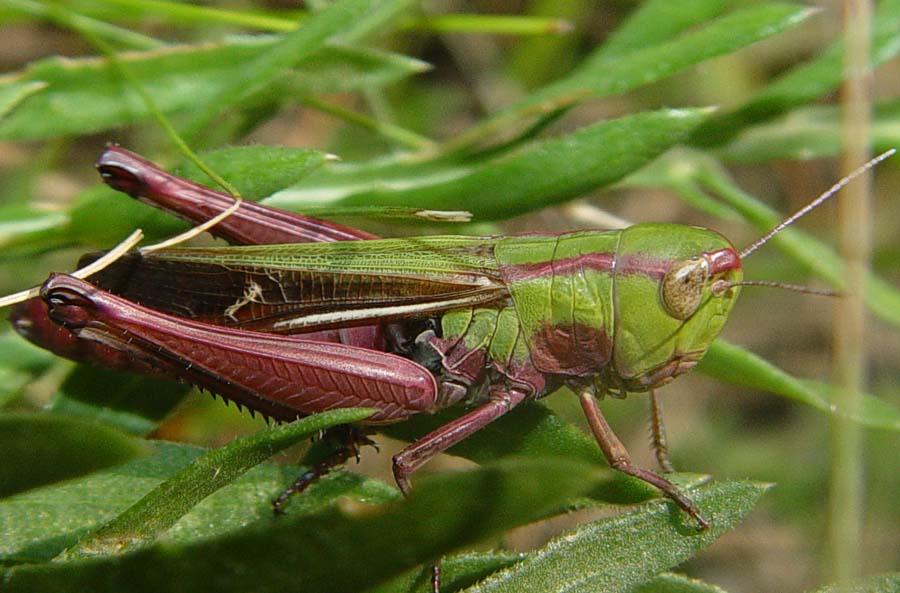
xmin=712 ymin=279 xmax=840 ymax=297
xmin=0 ymin=229 xmax=144 ymax=308
xmin=740 ymin=148 xmax=896 ymax=260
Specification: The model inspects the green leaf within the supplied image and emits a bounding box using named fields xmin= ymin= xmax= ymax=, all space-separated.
xmin=0 ymin=39 xmax=425 ymax=140
xmin=0 ymin=440 xmax=393 ymax=563
xmin=698 ymin=340 xmax=900 ymax=432
xmin=464 ymin=480 xmax=768 ymax=593
xmin=632 ymin=572 xmax=731 ymax=593
xmin=0 ymin=80 xmax=45 ymax=121
xmin=715 ymin=101 xmax=900 ymax=163
xmin=595 ymin=0 xmax=735 ymax=60
xmin=66 ymin=185 xmax=191 ymax=247
xmin=5 ymin=0 xmax=163 ymax=50
xmin=691 ymin=0 xmax=900 ymax=147
xmin=364 ymin=551 xmax=524 ymax=593
xmin=0 ymin=333 xmax=56 ymax=409
xmin=174 ymin=145 xmax=330 ymax=201
xmin=330 ymin=0 xmax=417 ymax=43
xmin=0 ymin=413 xmax=147 ymax=498
xmin=454 ymin=2 xmax=814 ymax=149
xmin=48 ymin=365 xmax=191 ymax=436
xmin=386 ymin=401 xmax=707 ymax=508
xmin=0 ymin=331 xmax=56 ymax=375
xmin=382 ymin=401 xmax=601 ymax=466
xmin=0 ymin=457 xmax=604 ymax=593
xmin=0 ymin=203 xmax=69 ymax=250
xmin=802 ymin=379 xmax=900 ymax=432
xmin=182 ymin=0 xmax=408 ymax=135
xmin=282 ymin=44 xmax=430 ymax=93
xmin=269 ymin=108 xmax=713 ymax=220
xmin=62 ymin=407 xmax=374 ymax=558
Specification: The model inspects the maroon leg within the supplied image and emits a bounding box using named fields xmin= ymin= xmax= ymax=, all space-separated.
xmin=431 ymin=563 xmax=441 ymax=593
xmin=392 ymin=387 xmax=528 ymax=495
xmin=272 ymin=426 xmax=377 ymax=514
xmin=579 ymin=391 xmax=709 ymax=531
xmin=393 ymin=386 xmax=528 ymax=593
xmin=95 ymin=145 xmax=378 ymax=245
xmin=14 ymin=147 xmax=384 ymax=371
xmin=649 ymin=390 xmax=675 ymax=473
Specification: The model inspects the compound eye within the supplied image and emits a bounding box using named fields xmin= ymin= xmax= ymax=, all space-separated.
xmin=660 ymin=257 xmax=709 ymax=320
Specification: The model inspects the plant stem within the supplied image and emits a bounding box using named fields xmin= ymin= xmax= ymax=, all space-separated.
xmin=828 ymin=0 xmax=872 ymax=585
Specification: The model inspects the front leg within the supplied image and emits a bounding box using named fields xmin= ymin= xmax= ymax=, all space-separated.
xmin=579 ymin=391 xmax=709 ymax=530
xmin=391 ymin=386 xmax=529 ymax=593
xmin=393 ymin=386 xmax=528 ymax=495
xmin=649 ymin=390 xmax=676 ymax=473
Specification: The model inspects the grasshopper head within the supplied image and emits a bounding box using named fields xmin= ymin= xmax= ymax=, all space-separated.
xmin=611 ymin=223 xmax=742 ymax=391
xmin=606 ymin=151 xmax=897 ymax=393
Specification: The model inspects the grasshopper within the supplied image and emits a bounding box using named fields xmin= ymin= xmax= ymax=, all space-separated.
xmin=11 ymin=146 xmax=884 ymax=530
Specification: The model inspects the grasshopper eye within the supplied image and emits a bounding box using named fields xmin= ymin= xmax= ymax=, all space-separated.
xmin=660 ymin=257 xmax=709 ymax=320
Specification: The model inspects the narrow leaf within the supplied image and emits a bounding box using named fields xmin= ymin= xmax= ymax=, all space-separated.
xmin=381 ymin=401 xmax=601 ymax=466
xmin=174 ymin=145 xmax=330 ymax=200
xmin=632 ymin=572 xmax=731 ymax=593
xmin=0 ymin=80 xmax=46 ymax=121
xmin=48 ymin=365 xmax=191 ymax=436
xmin=0 ymin=330 xmax=56 ymax=373
xmin=691 ymin=0 xmax=900 ymax=147
xmin=270 ymin=108 xmax=713 ymax=220
xmin=698 ymin=340 xmax=900 ymax=432
xmin=0 ymin=458 xmax=605 ymax=593
xmin=455 ymin=3 xmax=813 ymax=149
xmin=384 ymin=402 xmax=706 ymax=507
xmin=715 ymin=101 xmax=900 ymax=163
xmin=596 ymin=0 xmax=735 ymax=60
xmin=0 ymin=40 xmax=424 ymax=140
xmin=801 ymin=379 xmax=900 ymax=432
xmin=63 ymin=407 xmax=374 ymax=558
xmin=465 ymin=480 xmax=769 ymax=593
xmin=0 ymin=441 xmax=393 ymax=563
xmin=182 ymin=0 xmax=396 ymax=134
xmin=364 ymin=551 xmax=524 ymax=593
xmin=0 ymin=203 xmax=69 ymax=250
xmin=0 ymin=413 xmax=147 ymax=498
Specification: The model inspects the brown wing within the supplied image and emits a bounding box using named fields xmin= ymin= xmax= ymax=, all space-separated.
xmin=83 ymin=237 xmax=509 ymax=334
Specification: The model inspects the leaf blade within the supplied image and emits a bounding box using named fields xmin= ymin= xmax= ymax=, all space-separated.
xmin=465 ymin=480 xmax=769 ymax=593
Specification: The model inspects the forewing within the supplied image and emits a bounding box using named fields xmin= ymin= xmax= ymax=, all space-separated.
xmin=86 ymin=236 xmax=508 ymax=333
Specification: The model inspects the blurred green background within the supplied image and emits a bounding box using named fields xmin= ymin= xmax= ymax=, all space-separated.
xmin=0 ymin=1 xmax=897 ymax=592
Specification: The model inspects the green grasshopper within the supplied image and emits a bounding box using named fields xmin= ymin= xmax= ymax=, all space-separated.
xmin=13 ymin=147 xmax=888 ymax=530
